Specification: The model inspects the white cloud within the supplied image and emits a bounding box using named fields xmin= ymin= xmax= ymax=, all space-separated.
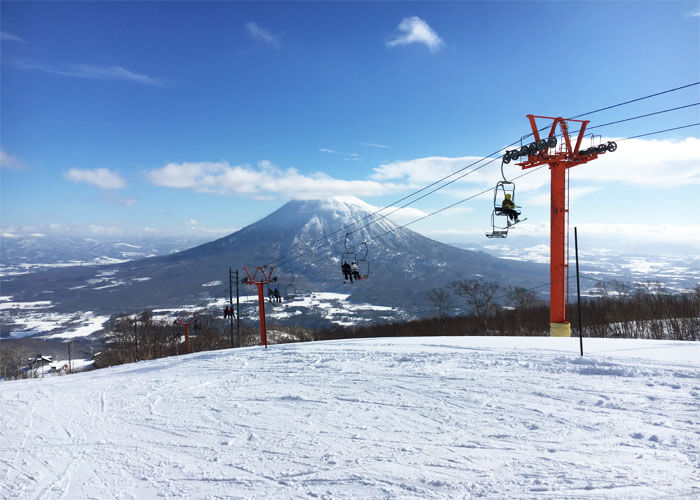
xmin=146 ymin=160 xmax=406 ymax=199
xmin=1 ymin=31 xmax=24 ymax=42
xmin=387 ymin=17 xmax=444 ymax=53
xmin=373 ymin=137 xmax=700 ymax=197
xmin=246 ymin=22 xmax=280 ymax=47
xmin=358 ymin=142 xmax=390 ymax=149
xmin=0 ymin=150 xmax=26 ymax=170
xmin=15 ymin=62 xmax=165 ymax=85
xmin=684 ymin=8 xmax=700 ymax=17
xmin=372 ymin=155 xmax=496 ymax=186
xmin=572 ymin=137 xmax=700 ymax=187
xmin=65 ymin=168 xmax=127 ymax=190
xmin=319 ymin=147 xmax=361 ymax=161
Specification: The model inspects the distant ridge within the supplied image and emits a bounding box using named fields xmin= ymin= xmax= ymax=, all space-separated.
xmin=1 ymin=197 xmax=548 ymax=329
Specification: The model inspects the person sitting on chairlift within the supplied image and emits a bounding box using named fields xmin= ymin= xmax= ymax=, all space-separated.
xmin=501 ymin=194 xmax=519 ymax=225
xmin=351 ymin=261 xmax=361 ymax=281
xmin=342 ymin=261 xmax=353 ymax=283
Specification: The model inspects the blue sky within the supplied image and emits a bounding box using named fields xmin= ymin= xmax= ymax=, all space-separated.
xmin=1 ymin=1 xmax=699 ymax=251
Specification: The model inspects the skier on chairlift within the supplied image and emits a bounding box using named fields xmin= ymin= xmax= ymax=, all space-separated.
xmin=351 ymin=261 xmax=360 ymax=281
xmin=501 ymin=193 xmax=520 ymax=225
xmin=342 ymin=261 xmax=353 ymax=283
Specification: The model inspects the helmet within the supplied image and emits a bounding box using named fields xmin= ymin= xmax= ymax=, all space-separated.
xmin=505 ymin=194 xmax=511 ymax=199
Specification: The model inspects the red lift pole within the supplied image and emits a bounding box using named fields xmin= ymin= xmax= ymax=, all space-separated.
xmin=242 ymin=266 xmax=277 ymax=348
xmin=516 ymin=115 xmax=615 ymax=337
xmin=175 ymin=312 xmax=197 ymax=354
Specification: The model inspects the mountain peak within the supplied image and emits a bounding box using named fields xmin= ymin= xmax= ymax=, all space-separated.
xmin=284 ymin=196 xmax=376 ymax=213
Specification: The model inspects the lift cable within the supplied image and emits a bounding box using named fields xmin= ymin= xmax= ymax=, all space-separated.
xmin=546 ymin=102 xmax=700 ymax=142
xmin=521 ymin=82 xmax=700 ymax=141
xmin=272 ymin=121 xmax=700 ymax=276
xmin=271 ymin=162 xmax=546 ymax=272
xmin=370 ymin=165 xmax=547 ymax=242
xmin=619 ymin=122 xmax=700 ymax=141
xmin=264 ymin=153 xmax=503 ymax=268
xmin=568 ymin=81 xmax=700 ymax=120
xmin=588 ymin=102 xmax=699 ymax=131
xmin=268 ymin=155 xmax=507 ymax=271
xmin=267 ymin=84 xmax=699 ymax=268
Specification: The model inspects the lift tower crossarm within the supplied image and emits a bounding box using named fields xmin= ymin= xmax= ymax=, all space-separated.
xmin=520 ymin=115 xmax=592 ymax=170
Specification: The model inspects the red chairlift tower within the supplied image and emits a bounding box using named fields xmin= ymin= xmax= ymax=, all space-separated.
xmin=242 ymin=266 xmax=277 ymax=348
xmin=175 ymin=311 xmax=197 ymax=354
xmin=514 ymin=115 xmax=616 ymax=337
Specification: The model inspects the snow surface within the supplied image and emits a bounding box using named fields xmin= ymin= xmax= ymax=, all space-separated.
xmin=1 ymin=336 xmax=699 ymax=499
xmin=0 ymin=298 xmax=110 ymax=340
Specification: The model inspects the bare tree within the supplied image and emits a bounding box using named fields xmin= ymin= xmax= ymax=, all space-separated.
xmin=425 ymin=288 xmax=452 ymax=318
xmin=451 ymin=278 xmax=500 ymax=331
xmin=506 ymin=286 xmax=541 ymax=310
xmin=425 ymin=287 xmax=453 ymax=335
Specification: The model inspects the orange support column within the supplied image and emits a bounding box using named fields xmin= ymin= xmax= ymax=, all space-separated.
xmin=256 ymin=282 xmax=268 ymax=348
xmin=515 ymin=115 xmax=614 ymax=338
xmin=184 ymin=323 xmax=191 ymax=353
xmin=243 ymin=266 xmax=275 ymax=348
xmin=549 ymin=161 xmax=570 ymax=337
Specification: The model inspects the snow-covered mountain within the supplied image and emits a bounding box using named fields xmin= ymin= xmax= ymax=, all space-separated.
xmin=1 ymin=197 xmax=547 ymax=337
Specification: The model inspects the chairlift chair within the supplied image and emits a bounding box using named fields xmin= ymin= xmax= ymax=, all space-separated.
xmin=284 ymin=271 xmax=297 ymax=298
xmin=355 ymin=241 xmax=370 ymax=280
xmin=341 ymin=233 xmax=370 ymax=281
xmin=486 ymin=180 xmax=523 ymax=239
xmin=341 ymin=233 xmax=357 ymax=267
xmin=266 ymin=280 xmax=280 ymax=302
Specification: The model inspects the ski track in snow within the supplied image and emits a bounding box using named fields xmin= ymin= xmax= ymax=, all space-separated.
xmin=1 ymin=337 xmax=699 ymax=499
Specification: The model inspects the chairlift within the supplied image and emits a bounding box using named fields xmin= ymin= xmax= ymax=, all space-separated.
xmin=341 ymin=233 xmax=370 ymax=281
xmin=486 ymin=180 xmax=525 ymax=239
xmin=341 ymin=233 xmax=356 ymax=265
xmin=266 ymin=277 xmax=281 ymax=302
xmin=355 ymin=241 xmax=370 ymax=280
xmin=284 ymin=271 xmax=297 ymax=298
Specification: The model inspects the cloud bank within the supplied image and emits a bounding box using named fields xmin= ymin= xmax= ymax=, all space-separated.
xmin=146 ymin=160 xmax=405 ymax=200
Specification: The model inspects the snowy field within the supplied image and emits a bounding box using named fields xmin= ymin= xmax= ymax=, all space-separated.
xmin=1 ymin=336 xmax=699 ymax=499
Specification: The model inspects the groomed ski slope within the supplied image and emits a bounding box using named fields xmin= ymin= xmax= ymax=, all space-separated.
xmin=1 ymin=336 xmax=699 ymax=499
